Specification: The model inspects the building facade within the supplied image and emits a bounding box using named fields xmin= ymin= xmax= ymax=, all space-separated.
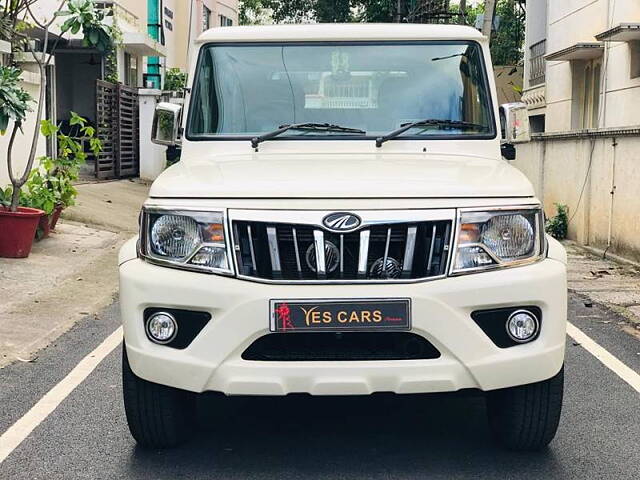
xmin=0 ymin=0 xmax=239 ymax=186
xmin=522 ymin=0 xmax=640 ymax=132
xmin=516 ymin=0 xmax=640 ymax=260
xmin=155 ymin=0 xmax=239 ymax=81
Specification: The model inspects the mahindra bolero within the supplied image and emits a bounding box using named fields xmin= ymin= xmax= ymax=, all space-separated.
xmin=118 ymin=24 xmax=567 ymax=451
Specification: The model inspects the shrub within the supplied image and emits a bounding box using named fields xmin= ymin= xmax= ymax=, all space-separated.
xmin=164 ymin=68 xmax=186 ymax=92
xmin=545 ymin=204 xmax=568 ymax=240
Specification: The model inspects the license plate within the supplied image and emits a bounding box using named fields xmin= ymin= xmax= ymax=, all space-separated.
xmin=269 ymin=298 xmax=411 ymax=332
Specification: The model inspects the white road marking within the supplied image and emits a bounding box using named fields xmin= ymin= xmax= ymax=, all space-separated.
xmin=0 ymin=326 xmax=123 ymax=465
xmin=1 ymin=321 xmax=638 ymax=465
xmin=567 ymin=322 xmax=640 ymax=393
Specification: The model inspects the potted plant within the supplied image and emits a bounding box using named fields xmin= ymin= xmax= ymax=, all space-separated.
xmin=0 ymin=0 xmax=111 ymax=257
xmin=38 ymin=114 xmax=102 ymax=232
xmin=0 ymin=65 xmax=42 ymax=256
xmin=23 ymin=168 xmax=57 ymax=240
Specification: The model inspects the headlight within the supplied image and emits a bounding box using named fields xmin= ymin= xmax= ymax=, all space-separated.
xmin=140 ymin=208 xmax=232 ymax=275
xmin=451 ymin=207 xmax=545 ymax=274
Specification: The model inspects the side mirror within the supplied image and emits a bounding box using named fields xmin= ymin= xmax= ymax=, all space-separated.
xmin=152 ymin=102 xmax=182 ymax=146
xmin=499 ymin=102 xmax=531 ymax=144
xmin=500 ymin=143 xmax=516 ymax=161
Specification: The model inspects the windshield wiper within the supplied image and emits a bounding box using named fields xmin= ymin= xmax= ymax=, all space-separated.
xmin=375 ymin=119 xmax=488 ymax=147
xmin=251 ymin=123 xmax=366 ymax=148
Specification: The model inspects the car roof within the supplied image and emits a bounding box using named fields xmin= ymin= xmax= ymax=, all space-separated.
xmin=196 ymin=23 xmax=486 ymax=44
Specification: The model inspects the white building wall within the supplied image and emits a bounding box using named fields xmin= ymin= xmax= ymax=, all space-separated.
xmin=0 ymin=73 xmax=47 ymax=187
xmin=535 ymin=0 xmax=640 ymax=131
xmin=514 ymin=0 xmax=640 ymax=261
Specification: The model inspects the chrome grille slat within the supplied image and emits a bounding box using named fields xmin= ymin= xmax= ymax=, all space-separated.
xmin=339 ymin=234 xmax=344 ymax=275
xmin=247 ymin=225 xmax=257 ymax=272
xmin=440 ymin=223 xmax=451 ymax=275
xmin=292 ymin=227 xmax=302 ymax=273
xmin=426 ymin=225 xmax=437 ymax=274
xmin=382 ymin=227 xmax=392 ymax=275
xmin=402 ymin=226 xmax=417 ymax=277
xmin=266 ymin=227 xmax=281 ymax=274
xmin=358 ymin=229 xmax=371 ymax=277
xmin=231 ymin=213 xmax=452 ymax=283
xmin=313 ymin=230 xmax=326 ymax=277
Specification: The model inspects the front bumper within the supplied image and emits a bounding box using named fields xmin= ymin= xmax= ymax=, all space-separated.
xmin=120 ymin=256 xmax=567 ymax=395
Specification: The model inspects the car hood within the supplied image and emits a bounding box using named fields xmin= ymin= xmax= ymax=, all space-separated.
xmin=149 ymin=152 xmax=534 ymax=199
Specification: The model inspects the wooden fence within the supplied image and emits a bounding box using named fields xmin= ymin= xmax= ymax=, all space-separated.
xmin=96 ymin=80 xmax=140 ymax=179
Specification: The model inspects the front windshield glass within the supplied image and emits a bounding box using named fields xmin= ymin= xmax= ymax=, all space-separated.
xmin=187 ymin=41 xmax=495 ymax=140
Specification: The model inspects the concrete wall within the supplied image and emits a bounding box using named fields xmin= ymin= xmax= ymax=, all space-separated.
xmin=527 ymin=0 xmax=547 ymax=46
xmin=217 ymin=0 xmax=239 ymax=25
xmin=163 ymin=0 xmax=192 ymax=72
xmin=162 ymin=0 xmax=239 ymax=73
xmin=138 ymin=89 xmax=167 ymax=181
xmin=0 ymin=73 xmax=47 ymax=187
xmin=514 ymin=130 xmax=640 ymax=261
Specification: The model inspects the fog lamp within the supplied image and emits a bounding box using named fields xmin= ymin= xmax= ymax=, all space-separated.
xmin=506 ymin=310 xmax=539 ymax=343
xmin=146 ymin=312 xmax=178 ymax=344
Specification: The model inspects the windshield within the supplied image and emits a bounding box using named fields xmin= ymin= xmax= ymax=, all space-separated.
xmin=187 ymin=41 xmax=495 ymax=140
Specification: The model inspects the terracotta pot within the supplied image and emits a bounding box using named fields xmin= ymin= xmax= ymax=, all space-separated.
xmin=50 ymin=204 xmax=64 ymax=230
xmin=0 ymin=207 xmax=44 ymax=258
xmin=36 ymin=214 xmax=52 ymax=240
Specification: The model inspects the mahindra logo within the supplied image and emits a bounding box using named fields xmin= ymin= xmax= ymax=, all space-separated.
xmin=322 ymin=212 xmax=361 ymax=232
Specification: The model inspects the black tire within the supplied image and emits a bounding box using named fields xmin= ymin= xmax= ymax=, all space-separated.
xmin=122 ymin=345 xmax=196 ymax=448
xmin=486 ymin=366 xmax=564 ymax=451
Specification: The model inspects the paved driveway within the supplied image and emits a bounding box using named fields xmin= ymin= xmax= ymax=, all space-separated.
xmin=0 ymin=295 xmax=639 ymax=480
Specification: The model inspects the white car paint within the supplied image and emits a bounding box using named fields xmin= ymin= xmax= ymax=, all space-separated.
xmin=120 ymin=24 xmax=566 ymax=397
xmin=149 ymin=152 xmax=536 ymax=199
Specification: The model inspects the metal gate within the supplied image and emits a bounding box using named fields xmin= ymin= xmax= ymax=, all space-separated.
xmin=96 ymin=80 xmax=140 ymax=179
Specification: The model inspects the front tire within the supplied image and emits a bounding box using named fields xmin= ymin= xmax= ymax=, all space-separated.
xmin=486 ymin=366 xmax=564 ymax=451
xmin=122 ymin=346 xmax=196 ymax=448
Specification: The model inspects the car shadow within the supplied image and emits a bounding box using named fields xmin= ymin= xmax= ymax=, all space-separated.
xmin=127 ymin=392 xmax=565 ymax=479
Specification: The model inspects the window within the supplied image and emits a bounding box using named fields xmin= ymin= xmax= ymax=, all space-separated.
xmin=529 ymin=39 xmax=546 ymax=87
xmin=219 ymin=15 xmax=233 ymax=27
xmin=630 ymin=41 xmax=640 ymax=79
xmin=529 ymin=114 xmax=546 ymax=133
xmin=572 ymin=59 xmax=602 ymax=129
xmin=188 ymin=42 xmax=495 ymax=140
xmin=124 ymin=53 xmax=138 ymax=87
xmin=202 ymin=5 xmax=211 ymax=31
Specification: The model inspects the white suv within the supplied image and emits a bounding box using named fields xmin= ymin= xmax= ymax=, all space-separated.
xmin=118 ymin=24 xmax=567 ymax=451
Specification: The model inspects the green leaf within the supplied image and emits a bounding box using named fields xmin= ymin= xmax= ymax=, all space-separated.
xmin=69 ymin=111 xmax=86 ymax=126
xmin=0 ymin=115 xmax=8 ymax=135
xmin=61 ymin=17 xmax=75 ymax=32
xmin=40 ymin=119 xmax=58 ymax=137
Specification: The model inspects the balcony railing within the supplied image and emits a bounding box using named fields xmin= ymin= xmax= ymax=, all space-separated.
xmin=529 ymin=39 xmax=546 ymax=87
xmin=95 ymin=1 xmax=140 ymax=30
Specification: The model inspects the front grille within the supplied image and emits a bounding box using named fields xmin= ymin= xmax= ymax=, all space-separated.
xmin=231 ymin=215 xmax=452 ymax=282
xmin=242 ymin=332 xmax=441 ymax=361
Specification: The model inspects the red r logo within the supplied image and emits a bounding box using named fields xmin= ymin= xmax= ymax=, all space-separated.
xmin=275 ymin=303 xmax=293 ymax=331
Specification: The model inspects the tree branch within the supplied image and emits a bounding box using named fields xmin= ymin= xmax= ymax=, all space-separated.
xmin=45 ymin=28 xmax=68 ymax=65
xmin=10 ymin=27 xmax=47 ymax=211
xmin=24 ymin=1 xmax=48 ymax=29
xmin=25 ymin=0 xmax=66 ymax=30
xmin=6 ymin=122 xmax=20 ymax=187
xmin=22 ymin=35 xmax=43 ymax=66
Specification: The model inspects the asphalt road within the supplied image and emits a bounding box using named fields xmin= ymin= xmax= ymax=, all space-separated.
xmin=1 ymin=294 xmax=639 ymax=480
